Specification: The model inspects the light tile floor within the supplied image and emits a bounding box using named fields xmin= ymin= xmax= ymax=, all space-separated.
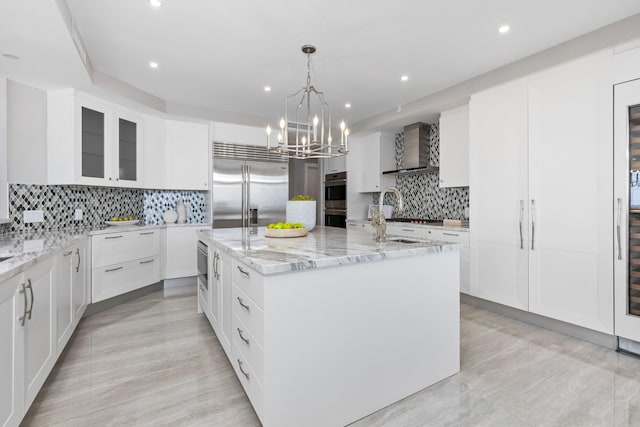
xmin=22 ymin=286 xmax=640 ymax=426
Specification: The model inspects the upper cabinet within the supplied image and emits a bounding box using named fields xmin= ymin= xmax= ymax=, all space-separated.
xmin=48 ymin=90 xmax=142 ymax=187
xmin=347 ymin=132 xmax=395 ymax=193
xmin=324 ymin=155 xmax=346 ymax=175
xmin=439 ymin=104 xmax=469 ymax=188
xmin=164 ymin=120 xmax=210 ymax=190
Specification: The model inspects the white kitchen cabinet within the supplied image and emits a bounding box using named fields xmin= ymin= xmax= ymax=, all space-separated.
xmin=219 ymin=248 xmax=232 ymax=358
xmin=72 ymin=239 xmax=89 ymax=322
xmin=469 ymin=78 xmax=530 ymax=311
xmin=526 ymin=51 xmax=613 ymax=333
xmin=56 ymin=238 xmax=89 ymax=356
xmin=47 ymin=90 xmax=143 ymax=187
xmin=92 ymin=230 xmax=161 ymax=302
xmin=470 ymin=50 xmax=614 ymax=334
xmin=439 ymin=104 xmax=469 ymax=188
xmin=347 ymin=132 xmax=395 ymax=193
xmin=163 ymin=226 xmax=208 ymax=279
xmin=55 ymin=248 xmax=74 ymax=355
xmin=22 ymin=257 xmax=55 ymax=409
xmin=0 ymin=76 xmax=8 ymax=221
xmin=164 ymin=120 xmax=209 ymax=190
xmin=613 ymin=38 xmax=640 ymax=84
xmin=385 ymin=223 xmax=470 ymax=293
xmin=0 ymin=275 xmax=24 ymax=427
xmin=323 ymin=155 xmax=346 ymax=174
xmin=141 ymin=114 xmax=165 ymax=189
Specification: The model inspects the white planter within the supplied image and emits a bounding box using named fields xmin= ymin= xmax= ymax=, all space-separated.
xmin=286 ymin=201 xmax=316 ymax=231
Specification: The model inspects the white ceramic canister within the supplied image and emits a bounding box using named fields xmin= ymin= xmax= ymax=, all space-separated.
xmin=176 ymin=200 xmax=187 ymax=224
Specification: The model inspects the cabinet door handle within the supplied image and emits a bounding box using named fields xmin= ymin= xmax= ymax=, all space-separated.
xmin=237 ymin=296 xmax=250 ymax=311
xmin=139 ymin=231 xmax=154 ymax=235
xmin=105 ymin=266 xmax=123 ymax=273
xmin=530 ymin=199 xmax=536 ymax=251
xmin=105 ymin=235 xmax=123 ymax=239
xmin=26 ymin=279 xmax=34 ymax=320
xmin=63 ymin=250 xmax=73 ymax=257
xmin=19 ymin=283 xmax=27 ymax=326
xmin=75 ymin=249 xmax=81 ymax=273
xmin=617 ymin=198 xmax=622 ymax=261
xmin=139 ymin=259 xmax=155 ymax=265
xmin=401 ymin=228 xmax=415 ymax=232
xmin=237 ymin=328 xmax=250 ymax=344
xmin=519 ymin=200 xmax=524 ymax=250
xmin=443 ymin=232 xmax=459 ymax=237
xmin=237 ymin=265 xmax=250 ymax=277
xmin=214 ymin=252 xmax=220 ymax=280
xmin=237 ymin=359 xmax=250 ymax=379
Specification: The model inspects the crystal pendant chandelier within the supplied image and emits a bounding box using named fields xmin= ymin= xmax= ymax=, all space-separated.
xmin=266 ymin=45 xmax=349 ymax=159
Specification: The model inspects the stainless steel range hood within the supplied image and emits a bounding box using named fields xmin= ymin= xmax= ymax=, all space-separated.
xmin=382 ymin=122 xmax=439 ymax=175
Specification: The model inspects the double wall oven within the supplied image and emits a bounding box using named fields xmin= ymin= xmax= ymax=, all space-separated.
xmin=324 ymin=171 xmax=347 ymax=228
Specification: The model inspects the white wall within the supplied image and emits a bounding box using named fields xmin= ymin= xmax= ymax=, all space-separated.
xmin=0 ymin=77 xmax=8 ymax=219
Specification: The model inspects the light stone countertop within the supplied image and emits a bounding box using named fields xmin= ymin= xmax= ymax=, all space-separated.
xmin=0 ymin=223 xmax=210 ymax=284
xmin=197 ymin=226 xmax=460 ymax=276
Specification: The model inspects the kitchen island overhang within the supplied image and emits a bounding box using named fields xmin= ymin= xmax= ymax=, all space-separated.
xmin=197 ymin=226 xmax=460 ymax=427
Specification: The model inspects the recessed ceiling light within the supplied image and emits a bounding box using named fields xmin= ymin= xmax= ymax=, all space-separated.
xmin=498 ymin=25 xmax=510 ymax=34
xmin=401 ymin=75 xmax=409 ymax=82
xmin=149 ymin=61 xmax=159 ymax=69
xmin=345 ymin=103 xmax=351 ymax=108
xmin=149 ymin=0 xmax=163 ymax=7
xmin=2 ymin=53 xmax=19 ymax=60
xmin=264 ymin=86 xmax=271 ymax=92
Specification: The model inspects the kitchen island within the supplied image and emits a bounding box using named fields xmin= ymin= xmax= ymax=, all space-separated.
xmin=197 ymin=226 xmax=460 ymax=427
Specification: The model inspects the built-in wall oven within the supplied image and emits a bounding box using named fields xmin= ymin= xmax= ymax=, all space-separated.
xmin=197 ymin=240 xmax=209 ymax=311
xmin=324 ymin=171 xmax=347 ymax=228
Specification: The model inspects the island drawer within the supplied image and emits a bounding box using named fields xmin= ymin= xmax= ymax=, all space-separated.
xmin=232 ymin=312 xmax=264 ymax=384
xmin=232 ymin=284 xmax=264 ymax=347
xmin=231 ymin=345 xmax=264 ymax=420
xmin=232 ymin=259 xmax=264 ymax=308
xmin=92 ymin=230 xmax=160 ymax=268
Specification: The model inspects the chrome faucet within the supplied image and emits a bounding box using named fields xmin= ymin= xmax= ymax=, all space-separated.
xmin=371 ymin=187 xmax=404 ymax=242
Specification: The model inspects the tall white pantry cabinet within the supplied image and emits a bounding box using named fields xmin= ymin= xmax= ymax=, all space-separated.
xmin=470 ymin=50 xmax=614 ymax=334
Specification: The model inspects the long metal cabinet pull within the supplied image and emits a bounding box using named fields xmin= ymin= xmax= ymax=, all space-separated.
xmin=19 ymin=283 xmax=27 ymax=326
xmin=26 ymin=279 xmax=34 ymax=319
xmin=63 ymin=250 xmax=73 ymax=257
xmin=519 ymin=200 xmax=524 ymax=249
xmin=105 ymin=235 xmax=123 ymax=240
xmin=105 ymin=266 xmax=123 ymax=272
xmin=75 ymin=249 xmax=80 ymax=273
xmin=530 ymin=199 xmax=536 ymax=250
xmin=139 ymin=259 xmax=155 ymax=265
xmin=617 ymin=198 xmax=622 ymax=261
xmin=214 ymin=252 xmax=220 ymax=279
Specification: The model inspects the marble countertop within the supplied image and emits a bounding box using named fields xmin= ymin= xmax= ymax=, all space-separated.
xmin=347 ymin=219 xmax=469 ymax=233
xmin=0 ymin=223 xmax=209 ymax=283
xmin=197 ymin=226 xmax=460 ymax=276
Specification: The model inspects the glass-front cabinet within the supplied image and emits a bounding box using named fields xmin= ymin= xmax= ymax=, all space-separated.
xmin=77 ymin=95 xmax=140 ymax=186
xmin=615 ymin=78 xmax=640 ymax=344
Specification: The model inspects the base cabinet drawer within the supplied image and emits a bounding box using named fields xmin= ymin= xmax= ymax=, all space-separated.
xmin=232 ymin=312 xmax=264 ymax=384
xmin=232 ymin=259 xmax=264 ymax=308
xmin=92 ymin=230 xmax=160 ymax=267
xmin=232 ymin=285 xmax=264 ymax=347
xmin=92 ymin=256 xmax=160 ymax=302
xmin=231 ymin=345 xmax=264 ymax=420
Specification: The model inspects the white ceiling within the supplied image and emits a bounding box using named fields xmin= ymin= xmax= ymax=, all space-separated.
xmin=3 ymin=1 xmax=640 ymax=130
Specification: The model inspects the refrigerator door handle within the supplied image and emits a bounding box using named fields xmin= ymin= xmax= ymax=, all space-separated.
xmin=241 ymin=164 xmax=247 ymax=228
xmin=246 ymin=164 xmax=251 ymax=229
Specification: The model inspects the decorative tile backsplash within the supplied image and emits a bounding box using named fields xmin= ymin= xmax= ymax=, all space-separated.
xmin=7 ymin=184 xmax=207 ymax=233
xmin=376 ymin=123 xmax=469 ymax=220
xmin=143 ymin=190 xmax=207 ymax=225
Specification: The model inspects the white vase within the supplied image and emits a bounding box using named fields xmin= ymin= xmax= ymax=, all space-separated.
xmin=286 ymin=200 xmax=316 ymax=231
xmin=176 ymin=200 xmax=187 ymax=224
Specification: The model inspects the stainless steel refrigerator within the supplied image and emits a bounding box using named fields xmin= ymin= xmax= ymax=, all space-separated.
xmin=212 ymin=142 xmax=289 ymax=228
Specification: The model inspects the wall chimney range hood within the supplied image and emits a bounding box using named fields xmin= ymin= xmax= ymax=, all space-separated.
xmin=382 ymin=122 xmax=439 ymax=175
